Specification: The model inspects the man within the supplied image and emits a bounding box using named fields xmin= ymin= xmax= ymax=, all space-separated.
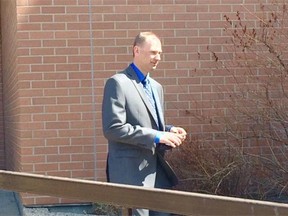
xmin=102 ymin=32 xmax=187 ymax=216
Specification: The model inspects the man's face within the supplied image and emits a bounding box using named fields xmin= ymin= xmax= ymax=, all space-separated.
xmin=134 ymin=36 xmax=162 ymax=74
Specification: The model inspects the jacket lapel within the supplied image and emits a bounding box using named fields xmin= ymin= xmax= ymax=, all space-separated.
xmin=125 ymin=67 xmax=162 ymax=128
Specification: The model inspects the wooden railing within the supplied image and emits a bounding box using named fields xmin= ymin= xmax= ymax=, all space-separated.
xmin=0 ymin=170 xmax=288 ymax=215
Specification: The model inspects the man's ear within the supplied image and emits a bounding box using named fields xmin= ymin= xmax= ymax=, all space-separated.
xmin=133 ymin=46 xmax=140 ymax=56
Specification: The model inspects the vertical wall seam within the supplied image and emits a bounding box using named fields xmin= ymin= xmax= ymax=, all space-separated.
xmin=88 ymin=0 xmax=97 ymax=181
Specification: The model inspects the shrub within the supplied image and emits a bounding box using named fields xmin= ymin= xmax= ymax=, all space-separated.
xmin=168 ymin=1 xmax=288 ymax=203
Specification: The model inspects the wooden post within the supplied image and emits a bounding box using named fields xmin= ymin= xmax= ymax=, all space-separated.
xmin=121 ymin=207 xmax=131 ymax=216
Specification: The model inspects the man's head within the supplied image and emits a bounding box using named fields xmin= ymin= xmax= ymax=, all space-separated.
xmin=132 ymin=32 xmax=162 ymax=74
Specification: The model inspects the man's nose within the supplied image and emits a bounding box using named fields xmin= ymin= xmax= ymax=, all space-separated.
xmin=155 ymin=54 xmax=161 ymax=61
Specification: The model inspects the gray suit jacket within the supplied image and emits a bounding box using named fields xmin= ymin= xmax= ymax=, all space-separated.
xmin=102 ymin=65 xmax=178 ymax=189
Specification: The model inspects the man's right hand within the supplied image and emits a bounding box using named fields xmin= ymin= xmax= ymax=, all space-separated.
xmin=159 ymin=132 xmax=184 ymax=148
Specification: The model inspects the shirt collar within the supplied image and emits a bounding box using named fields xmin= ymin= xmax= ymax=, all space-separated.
xmin=130 ymin=63 xmax=149 ymax=84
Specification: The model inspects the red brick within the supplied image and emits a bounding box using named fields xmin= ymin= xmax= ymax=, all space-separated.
xmin=18 ymin=56 xmax=42 ymax=64
xmin=54 ymin=0 xmax=77 ymax=5
xmin=45 ymin=105 xmax=69 ymax=113
xmin=34 ymin=146 xmax=58 ymax=154
xmin=31 ymin=48 xmax=54 ymax=55
xmin=43 ymin=73 xmax=67 ymax=81
xmin=41 ymin=6 xmax=65 ymax=14
xmin=35 ymin=163 xmax=59 ymax=172
xmin=46 ymin=138 xmax=70 ymax=146
xmin=67 ymin=22 xmax=90 ymax=30
xmin=42 ymin=23 xmax=65 ymax=30
xmin=54 ymin=15 xmax=78 ymax=22
xmin=31 ymin=81 xmax=56 ymax=89
xmin=29 ymin=15 xmax=53 ymax=22
xmin=22 ymin=155 xmax=46 ymax=163
xmin=28 ymin=0 xmax=53 ymax=6
xmin=17 ymin=6 xmax=41 ymax=14
xmin=66 ymin=6 xmax=89 ymax=14
xmin=33 ymin=114 xmax=57 ymax=122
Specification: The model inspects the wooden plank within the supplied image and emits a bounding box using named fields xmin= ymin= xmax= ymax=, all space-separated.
xmin=0 ymin=170 xmax=288 ymax=216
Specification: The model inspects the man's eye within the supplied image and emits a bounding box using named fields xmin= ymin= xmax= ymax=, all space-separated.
xmin=152 ymin=51 xmax=161 ymax=55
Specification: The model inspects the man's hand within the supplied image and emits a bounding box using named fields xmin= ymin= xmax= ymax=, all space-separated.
xmin=159 ymin=129 xmax=186 ymax=148
xmin=170 ymin=126 xmax=187 ymax=142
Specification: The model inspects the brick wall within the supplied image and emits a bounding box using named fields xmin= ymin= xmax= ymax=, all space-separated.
xmin=14 ymin=0 xmax=99 ymax=205
xmin=1 ymin=0 xmax=276 ymax=206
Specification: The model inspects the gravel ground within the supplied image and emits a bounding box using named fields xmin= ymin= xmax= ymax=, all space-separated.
xmin=22 ymin=204 xmax=120 ymax=216
xmin=23 ymin=207 xmax=95 ymax=216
